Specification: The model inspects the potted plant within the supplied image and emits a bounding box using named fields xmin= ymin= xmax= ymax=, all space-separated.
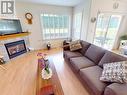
xmin=41 ymin=62 xmax=52 ymax=80
xmin=120 ymin=35 xmax=127 ymax=40
xmin=37 ymin=53 xmax=52 ymax=79
xmin=120 ymin=35 xmax=127 ymax=46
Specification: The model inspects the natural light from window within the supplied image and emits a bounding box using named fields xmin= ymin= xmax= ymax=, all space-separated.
xmin=40 ymin=14 xmax=70 ymax=40
xmin=94 ymin=13 xmax=122 ymax=49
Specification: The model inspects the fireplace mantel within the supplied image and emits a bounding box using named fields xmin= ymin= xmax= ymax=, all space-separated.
xmin=0 ymin=32 xmax=30 ymax=40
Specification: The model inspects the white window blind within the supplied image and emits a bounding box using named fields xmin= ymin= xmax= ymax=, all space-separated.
xmin=41 ymin=14 xmax=70 ymax=40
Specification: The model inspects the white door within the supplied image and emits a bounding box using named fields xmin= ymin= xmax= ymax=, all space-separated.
xmin=94 ymin=13 xmax=122 ymax=49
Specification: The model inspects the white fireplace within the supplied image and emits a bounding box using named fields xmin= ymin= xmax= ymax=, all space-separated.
xmin=0 ymin=36 xmax=30 ymax=62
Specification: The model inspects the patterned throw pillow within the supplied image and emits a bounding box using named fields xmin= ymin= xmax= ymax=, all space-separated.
xmin=69 ymin=40 xmax=82 ymax=51
xmin=100 ymin=62 xmax=127 ymax=83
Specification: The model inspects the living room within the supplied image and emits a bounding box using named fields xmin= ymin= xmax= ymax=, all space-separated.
xmin=0 ymin=0 xmax=127 ymax=95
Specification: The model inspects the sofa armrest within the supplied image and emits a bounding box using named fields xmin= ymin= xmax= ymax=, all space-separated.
xmin=104 ymin=83 xmax=127 ymax=95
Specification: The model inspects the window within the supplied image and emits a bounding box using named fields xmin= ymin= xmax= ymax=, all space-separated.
xmin=41 ymin=14 xmax=70 ymax=40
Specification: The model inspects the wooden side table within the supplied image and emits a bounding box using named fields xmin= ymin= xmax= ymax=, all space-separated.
xmin=63 ymin=40 xmax=71 ymax=50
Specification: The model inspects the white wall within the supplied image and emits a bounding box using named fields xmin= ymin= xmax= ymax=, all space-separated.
xmin=15 ymin=2 xmax=73 ymax=49
xmin=87 ymin=0 xmax=127 ymax=49
xmin=72 ymin=0 xmax=91 ymax=41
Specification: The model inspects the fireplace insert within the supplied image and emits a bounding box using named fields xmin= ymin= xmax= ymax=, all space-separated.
xmin=4 ymin=40 xmax=27 ymax=59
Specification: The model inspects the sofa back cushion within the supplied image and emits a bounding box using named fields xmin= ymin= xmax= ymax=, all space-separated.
xmin=98 ymin=51 xmax=127 ymax=67
xmin=79 ymin=41 xmax=91 ymax=55
xmin=69 ymin=40 xmax=82 ymax=51
xmin=85 ymin=44 xmax=106 ymax=64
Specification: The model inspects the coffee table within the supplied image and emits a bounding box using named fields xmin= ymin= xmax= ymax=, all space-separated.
xmin=36 ymin=58 xmax=64 ymax=95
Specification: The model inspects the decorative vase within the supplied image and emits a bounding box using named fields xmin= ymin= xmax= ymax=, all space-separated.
xmin=42 ymin=68 xmax=52 ymax=80
xmin=47 ymin=42 xmax=51 ymax=50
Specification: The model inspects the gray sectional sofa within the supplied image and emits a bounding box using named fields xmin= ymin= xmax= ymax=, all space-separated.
xmin=63 ymin=40 xmax=127 ymax=95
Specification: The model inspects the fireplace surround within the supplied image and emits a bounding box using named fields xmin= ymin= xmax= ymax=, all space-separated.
xmin=4 ymin=40 xmax=27 ymax=59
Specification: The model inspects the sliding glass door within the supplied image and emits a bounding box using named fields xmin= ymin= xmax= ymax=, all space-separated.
xmin=94 ymin=13 xmax=122 ymax=49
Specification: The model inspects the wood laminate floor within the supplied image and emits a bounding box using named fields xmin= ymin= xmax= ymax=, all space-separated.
xmin=38 ymin=48 xmax=89 ymax=95
xmin=0 ymin=48 xmax=89 ymax=95
xmin=0 ymin=51 xmax=38 ymax=95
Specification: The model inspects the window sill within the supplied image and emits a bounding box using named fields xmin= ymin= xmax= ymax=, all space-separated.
xmin=43 ymin=37 xmax=71 ymax=41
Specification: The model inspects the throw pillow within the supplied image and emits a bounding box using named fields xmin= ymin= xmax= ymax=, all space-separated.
xmin=100 ymin=62 xmax=127 ymax=83
xmin=69 ymin=40 xmax=82 ymax=51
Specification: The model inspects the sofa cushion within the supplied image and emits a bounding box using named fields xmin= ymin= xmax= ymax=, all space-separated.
xmin=85 ymin=45 xmax=105 ymax=64
xmin=70 ymin=57 xmax=95 ymax=72
xmin=100 ymin=62 xmax=127 ymax=83
xmin=79 ymin=41 xmax=91 ymax=55
xmin=98 ymin=51 xmax=127 ymax=67
xmin=69 ymin=40 xmax=82 ymax=51
xmin=80 ymin=66 xmax=109 ymax=95
xmin=104 ymin=83 xmax=127 ymax=95
xmin=63 ymin=50 xmax=83 ymax=60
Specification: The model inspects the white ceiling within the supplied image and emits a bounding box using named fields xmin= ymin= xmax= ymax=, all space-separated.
xmin=16 ymin=0 xmax=84 ymax=7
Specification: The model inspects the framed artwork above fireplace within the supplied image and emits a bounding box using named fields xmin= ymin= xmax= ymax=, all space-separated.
xmin=4 ymin=40 xmax=27 ymax=59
